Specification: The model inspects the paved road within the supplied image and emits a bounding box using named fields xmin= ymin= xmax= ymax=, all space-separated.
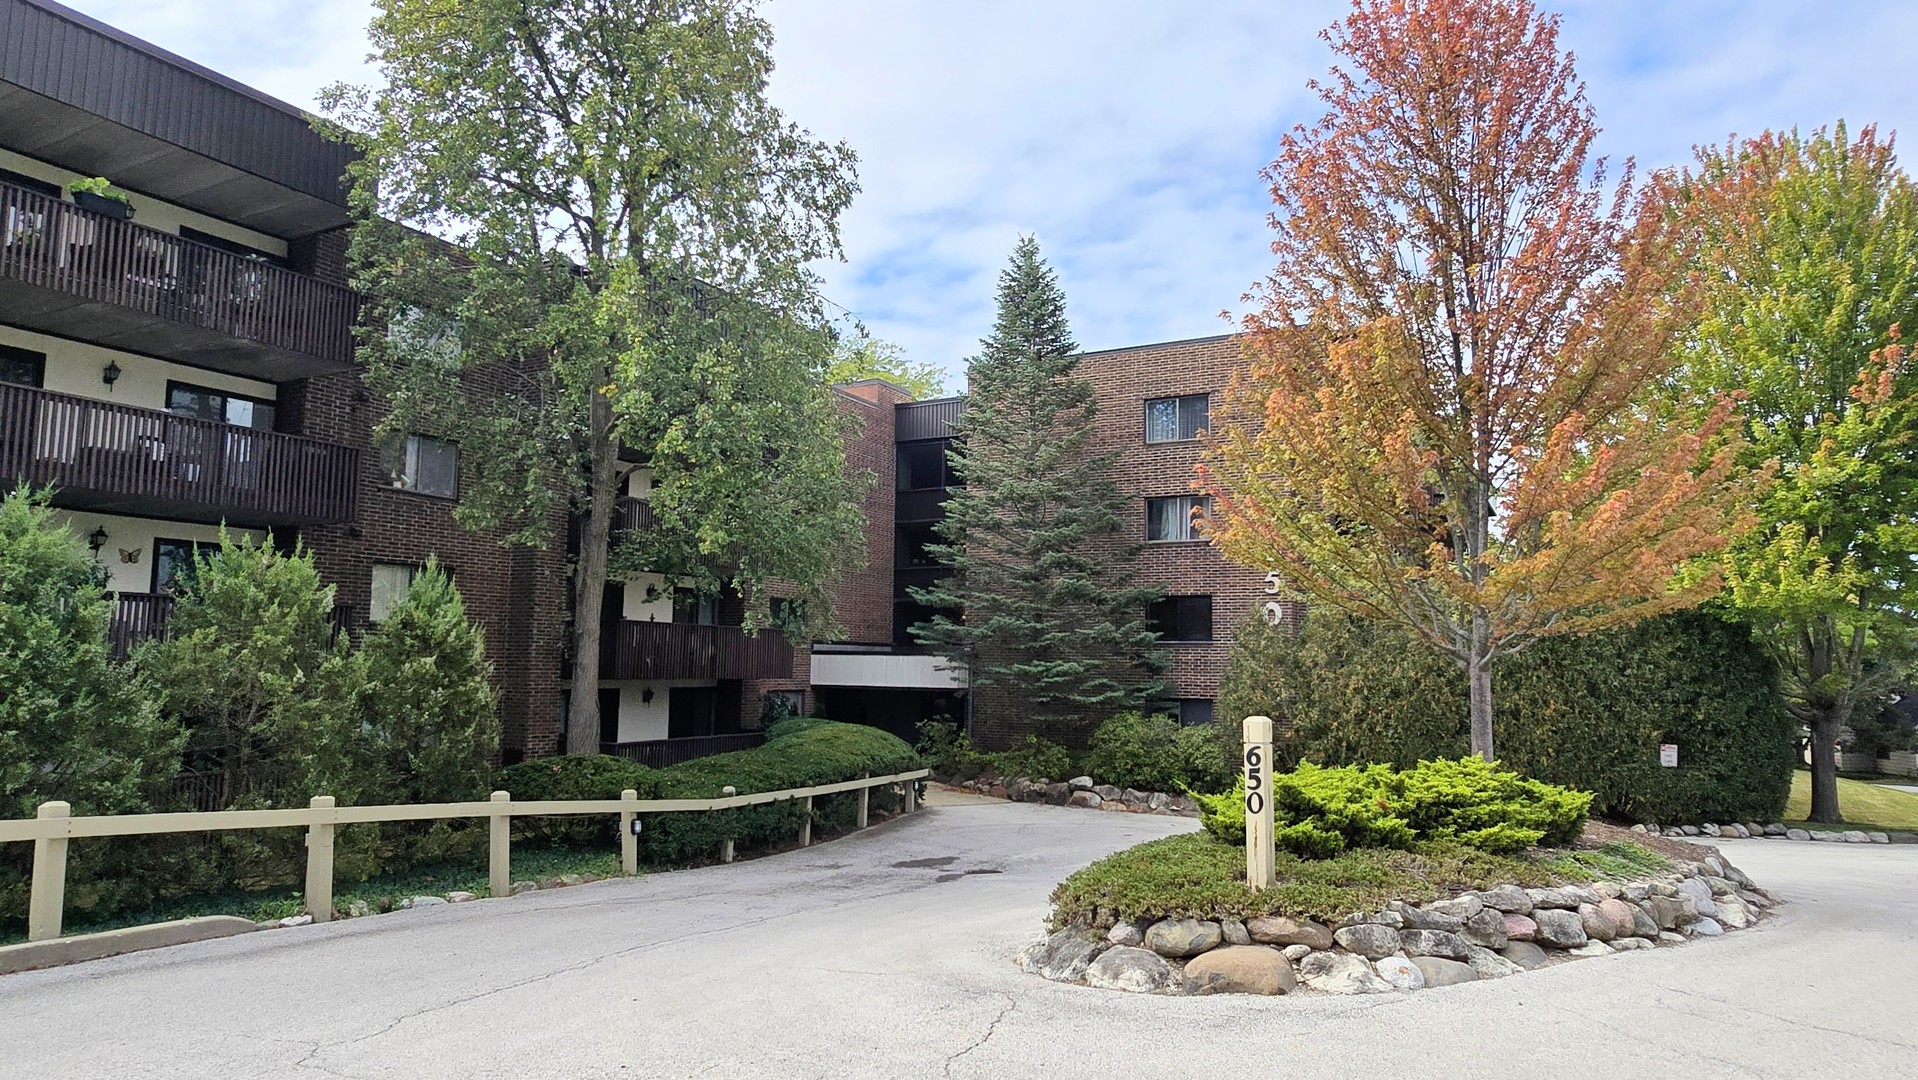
xmin=3 ymin=797 xmax=1916 ymax=1079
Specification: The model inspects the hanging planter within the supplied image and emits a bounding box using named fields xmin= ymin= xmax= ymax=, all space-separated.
xmin=67 ymin=177 xmax=135 ymax=220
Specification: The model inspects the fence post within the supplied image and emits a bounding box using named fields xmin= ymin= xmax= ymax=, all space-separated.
xmin=489 ymin=791 xmax=512 ymax=897
xmin=904 ymin=776 xmax=918 ymax=814
xmin=619 ymin=788 xmax=639 ymax=876
xmin=27 ymin=801 xmax=70 ymax=942
xmin=305 ymin=795 xmax=335 ymax=922
xmin=719 ymin=786 xmax=736 ymax=864
xmin=1243 ymin=716 xmax=1275 ymax=891
xmin=799 ymin=795 xmax=813 ymax=847
xmin=856 ymin=774 xmax=870 ymax=830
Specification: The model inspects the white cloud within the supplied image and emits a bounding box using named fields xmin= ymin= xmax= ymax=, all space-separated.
xmin=59 ymin=0 xmax=1918 ymax=389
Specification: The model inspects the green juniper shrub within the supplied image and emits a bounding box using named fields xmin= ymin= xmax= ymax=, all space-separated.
xmin=499 ymin=754 xmax=659 ymax=846
xmin=1046 ymin=830 xmax=1635 ymax=928
xmin=985 ymin=734 xmax=1076 ymax=782
xmin=764 ymin=715 xmax=831 ymax=742
xmin=1229 ymin=608 xmax=1793 ymax=823
xmin=1195 ymin=758 xmax=1591 ymax=857
xmin=642 ymin=721 xmax=920 ymax=864
xmin=1082 ymin=711 xmax=1236 ymax=794
xmin=0 ymin=489 xmax=184 ymax=932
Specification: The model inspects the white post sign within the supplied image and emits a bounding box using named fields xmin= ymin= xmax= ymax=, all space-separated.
xmin=1660 ymin=743 xmax=1679 ymax=768
xmin=1243 ymin=715 xmax=1275 ymax=891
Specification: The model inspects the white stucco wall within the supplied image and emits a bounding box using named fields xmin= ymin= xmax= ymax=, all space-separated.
xmin=3 ymin=323 xmax=276 ymax=412
xmin=809 ymin=651 xmax=968 ymax=690
xmin=52 ymin=510 xmax=262 ymax=594
xmin=605 ymin=679 xmax=719 ymax=743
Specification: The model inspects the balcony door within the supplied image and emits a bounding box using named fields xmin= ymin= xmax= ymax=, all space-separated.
xmin=165 ymin=381 xmax=275 ymax=492
xmin=667 ymin=686 xmax=718 ymax=739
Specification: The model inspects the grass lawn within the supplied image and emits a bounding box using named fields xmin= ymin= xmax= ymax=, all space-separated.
xmin=1786 ymin=771 xmax=1918 ymax=832
xmin=1047 ymin=832 xmax=1672 ymax=927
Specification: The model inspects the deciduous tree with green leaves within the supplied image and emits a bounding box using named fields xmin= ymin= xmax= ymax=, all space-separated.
xmin=826 ymin=325 xmax=945 ymax=399
xmin=1202 ymin=0 xmax=1756 ymax=761
xmin=912 ymin=237 xmax=1167 ymax=748
xmin=322 ymin=0 xmax=865 ymax=755
xmin=1667 ymin=123 xmax=1918 ymax=823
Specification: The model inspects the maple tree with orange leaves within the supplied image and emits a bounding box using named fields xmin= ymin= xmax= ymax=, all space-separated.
xmin=1202 ymin=0 xmax=1760 ymax=761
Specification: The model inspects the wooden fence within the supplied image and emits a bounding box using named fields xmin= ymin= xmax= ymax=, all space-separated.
xmin=0 ymin=769 xmax=928 ymax=943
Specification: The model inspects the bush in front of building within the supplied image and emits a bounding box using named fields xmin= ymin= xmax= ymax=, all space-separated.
xmin=498 ymin=753 xmax=658 ymax=847
xmin=641 ymin=720 xmax=921 ymax=864
xmin=1226 ymin=608 xmax=1795 ymax=824
xmin=0 ymin=488 xmax=185 ymax=932
xmin=1082 ymin=711 xmax=1236 ymax=795
xmin=1193 ymin=758 xmax=1591 ymax=857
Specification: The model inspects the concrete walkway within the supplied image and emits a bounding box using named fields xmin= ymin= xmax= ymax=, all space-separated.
xmin=2 ymin=801 xmax=1915 ymax=1078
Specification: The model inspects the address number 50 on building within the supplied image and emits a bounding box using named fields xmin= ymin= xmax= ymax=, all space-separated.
xmin=1262 ymin=571 xmax=1284 ymax=626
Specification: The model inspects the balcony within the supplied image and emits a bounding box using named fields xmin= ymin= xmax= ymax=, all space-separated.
xmin=108 ymin=592 xmax=355 ymax=659
xmin=600 ymin=620 xmax=794 ymax=681
xmin=0 ymin=179 xmax=357 ymax=379
xmin=1 ymin=382 xmax=359 ymax=527
xmin=568 ymin=496 xmax=656 ymax=553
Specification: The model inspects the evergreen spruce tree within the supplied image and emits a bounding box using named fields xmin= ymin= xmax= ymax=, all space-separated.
xmin=912 ymin=237 xmax=1168 ymax=748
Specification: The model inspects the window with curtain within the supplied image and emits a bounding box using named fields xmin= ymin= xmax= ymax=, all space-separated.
xmin=381 ymin=434 xmax=460 ymax=497
xmin=1145 ymin=495 xmax=1208 ymax=542
xmin=1144 ymin=394 xmax=1209 ymax=443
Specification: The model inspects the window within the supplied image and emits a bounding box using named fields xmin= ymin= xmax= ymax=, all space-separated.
xmin=896 ymin=523 xmax=941 ymax=567
xmin=1145 ymin=495 xmax=1208 ymax=542
xmin=1144 ymin=394 xmax=1209 ymax=443
xmin=153 ymin=538 xmax=215 ymax=593
xmin=370 ymin=563 xmax=424 ymax=622
xmin=897 ymin=441 xmax=955 ymax=491
xmin=178 ymin=226 xmax=289 ymax=269
xmin=1176 ymin=699 xmax=1216 ymax=727
xmin=381 ymin=434 xmax=459 ymax=497
xmin=1147 ymin=595 xmax=1213 ymax=642
xmin=387 ymin=306 xmax=462 ymax=369
xmin=673 ymin=588 xmax=717 ymax=626
xmin=166 ymin=381 xmax=276 ymax=431
xmin=0 ymin=343 xmax=44 ymax=387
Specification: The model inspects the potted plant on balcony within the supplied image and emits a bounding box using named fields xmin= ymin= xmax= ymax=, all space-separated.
xmin=66 ymin=177 xmax=135 ymax=220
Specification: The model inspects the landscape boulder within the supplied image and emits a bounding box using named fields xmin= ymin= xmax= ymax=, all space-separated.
xmin=1182 ymin=946 xmax=1297 ymax=996
xmin=1144 ymin=918 xmax=1223 ymax=958
xmin=1020 ymin=928 xmax=1106 ymax=982
xmin=1333 ymin=924 xmax=1403 ymax=960
xmin=1246 ymin=915 xmax=1334 ymax=950
xmin=1501 ymin=913 xmax=1538 ymax=942
xmin=1464 ymin=944 xmax=1520 ymax=979
xmin=1498 ymin=941 xmax=1550 ymax=970
xmin=1398 ymin=929 xmax=1472 ymax=960
xmin=1410 ymin=956 xmax=1478 ymax=987
xmin=1084 ymin=947 xmax=1175 ymax=993
xmin=1531 ymin=908 xmax=1588 ymax=949
xmin=1374 ymin=955 xmax=1425 ymax=990
xmin=1298 ymin=951 xmax=1393 ymax=994
xmin=1476 ymin=885 xmax=1534 ymax=914
xmin=1460 ymin=907 xmax=1508 ymax=949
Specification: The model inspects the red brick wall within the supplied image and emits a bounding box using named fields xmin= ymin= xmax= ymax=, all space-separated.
xmin=736 ymin=382 xmax=905 ymax=724
xmin=279 ymin=228 xmax=570 ymax=763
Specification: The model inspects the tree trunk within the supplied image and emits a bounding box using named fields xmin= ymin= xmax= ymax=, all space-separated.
xmin=1806 ymin=709 xmax=1844 ymax=825
xmin=1468 ymin=646 xmax=1494 ymax=762
xmin=565 ymin=389 xmax=620 ymax=756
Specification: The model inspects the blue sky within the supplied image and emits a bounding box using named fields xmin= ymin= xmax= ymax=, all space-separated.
xmin=61 ymin=1 xmax=1918 ymax=391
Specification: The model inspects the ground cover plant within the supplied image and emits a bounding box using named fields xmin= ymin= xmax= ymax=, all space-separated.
xmin=1048 ymin=831 xmax=1669 ymax=928
xmin=1785 ymin=772 xmax=1918 ymax=833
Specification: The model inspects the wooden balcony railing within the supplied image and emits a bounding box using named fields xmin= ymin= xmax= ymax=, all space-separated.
xmin=601 ymin=732 xmax=767 ymax=769
xmin=568 ymin=496 xmax=657 ymax=553
xmin=0 ymin=382 xmax=358 ymax=526
xmin=0 ymin=178 xmax=356 ymax=369
xmin=107 ymin=592 xmax=357 ymax=659
xmin=600 ymin=620 xmax=794 ymax=681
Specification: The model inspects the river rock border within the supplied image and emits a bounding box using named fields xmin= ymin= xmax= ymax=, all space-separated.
xmin=1018 ymin=849 xmax=1773 ymax=996
xmin=946 ymin=774 xmax=1200 ymax=816
xmin=1641 ymin=821 xmax=1905 ymax=844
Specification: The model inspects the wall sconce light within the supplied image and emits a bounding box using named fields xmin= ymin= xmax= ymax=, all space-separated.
xmin=88 ymin=526 xmax=108 ymax=552
xmin=640 ymin=686 xmax=655 ymax=704
xmin=101 ymin=360 xmax=121 ymax=389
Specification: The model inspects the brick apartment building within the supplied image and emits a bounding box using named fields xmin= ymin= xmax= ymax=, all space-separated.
xmin=0 ymin=0 xmax=967 ymax=771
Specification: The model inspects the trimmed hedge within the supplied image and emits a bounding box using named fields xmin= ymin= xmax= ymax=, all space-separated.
xmin=499 ymin=754 xmax=658 ymax=845
xmin=641 ymin=721 xmax=921 ymax=864
xmin=1230 ymin=609 xmax=1794 ymax=823
xmin=1194 ymin=758 xmax=1590 ymax=856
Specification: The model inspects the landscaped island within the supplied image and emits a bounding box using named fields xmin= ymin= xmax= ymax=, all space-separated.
xmin=1019 ymin=759 xmax=1772 ymax=995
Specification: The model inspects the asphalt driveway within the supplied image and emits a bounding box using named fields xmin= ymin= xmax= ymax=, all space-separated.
xmin=2 ymin=796 xmax=1915 ymax=1079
